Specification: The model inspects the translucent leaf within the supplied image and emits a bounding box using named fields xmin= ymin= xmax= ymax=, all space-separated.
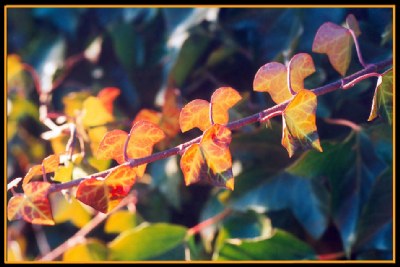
xmin=97 ymin=87 xmax=120 ymax=114
xmin=126 ymin=121 xmax=166 ymax=177
xmin=108 ymin=223 xmax=187 ymax=260
xmin=253 ymin=54 xmax=315 ymax=104
xmin=179 ymin=99 xmax=210 ymax=132
xmin=368 ymin=69 xmax=393 ymax=125
xmin=53 ymin=163 xmax=73 ymax=183
xmin=282 ymin=90 xmax=322 ymax=157
xmin=7 ymin=54 xmax=24 ymax=82
xmin=23 ymin=154 xmax=60 ymax=185
xmin=133 ymin=109 xmax=161 ymax=126
xmin=7 ymin=182 xmax=55 ymax=225
xmin=180 ymin=124 xmax=234 ymax=190
xmin=87 ymin=126 xmax=108 ymax=156
xmin=210 ymin=87 xmax=242 ymax=125
xmin=51 ymin=193 xmax=91 ymax=228
xmin=81 ymin=96 xmax=114 ymax=127
xmin=62 ymin=91 xmax=91 ymax=118
xmin=76 ymin=165 xmax=137 ymax=214
xmin=96 ymin=129 xmax=128 ymax=164
xmin=160 ymin=88 xmax=182 ymax=138
xmin=312 ymin=22 xmax=352 ymax=76
xmin=63 ymin=239 xmax=107 ymax=261
xmin=105 ymin=210 xmax=136 ymax=234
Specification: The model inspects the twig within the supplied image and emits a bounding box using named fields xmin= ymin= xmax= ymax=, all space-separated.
xmin=186 ymin=208 xmax=232 ymax=237
xmin=46 ymin=57 xmax=392 ymax=194
xmin=349 ymin=29 xmax=367 ymax=68
xmin=39 ymin=193 xmax=135 ymax=261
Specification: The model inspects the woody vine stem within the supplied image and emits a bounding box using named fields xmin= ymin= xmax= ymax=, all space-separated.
xmin=47 ymin=57 xmax=392 ymax=194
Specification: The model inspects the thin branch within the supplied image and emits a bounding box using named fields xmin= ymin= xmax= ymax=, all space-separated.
xmin=324 ymin=118 xmax=362 ymax=132
xmin=39 ymin=193 xmax=135 ymax=261
xmin=349 ymin=29 xmax=367 ymax=68
xmin=45 ymin=57 xmax=392 ymax=194
xmin=32 ymin=225 xmax=51 ymax=257
xmin=186 ymin=208 xmax=232 ymax=237
xmin=342 ymin=72 xmax=381 ymax=90
xmin=287 ymin=58 xmax=296 ymax=95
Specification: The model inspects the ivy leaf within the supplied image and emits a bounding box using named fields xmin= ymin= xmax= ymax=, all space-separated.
xmin=126 ymin=121 xmax=166 ymax=177
xmin=7 ymin=54 xmax=24 ymax=81
xmin=96 ymin=129 xmax=128 ymax=164
xmin=95 ymin=121 xmax=165 ymax=176
xmin=368 ymin=69 xmax=393 ymax=125
xmin=282 ymin=89 xmax=322 ymax=157
xmin=53 ymin=163 xmax=73 ymax=183
xmin=82 ymin=96 xmax=114 ymax=127
xmin=62 ymin=91 xmax=91 ymax=118
xmin=7 ymin=182 xmax=55 ymax=225
xmin=134 ymin=109 xmax=161 ymax=126
xmin=210 ymin=87 xmax=242 ymax=125
xmin=179 ymin=99 xmax=210 ymax=132
xmin=179 ymin=87 xmax=241 ymax=132
xmin=180 ymin=124 xmax=234 ymax=190
xmin=23 ymin=154 xmax=60 ymax=186
xmin=51 ymin=193 xmax=91 ymax=228
xmin=312 ymin=22 xmax=353 ymax=76
xmin=216 ymin=229 xmax=316 ymax=260
xmin=63 ymin=238 xmax=108 ymax=261
xmin=108 ymin=223 xmax=188 ymax=260
xmin=104 ymin=210 xmax=137 ymax=234
xmin=97 ymin=87 xmax=120 ymax=114
xmin=346 ymin=14 xmax=361 ymax=37
xmin=76 ymin=165 xmax=137 ymax=213
xmin=253 ymin=53 xmax=315 ymax=104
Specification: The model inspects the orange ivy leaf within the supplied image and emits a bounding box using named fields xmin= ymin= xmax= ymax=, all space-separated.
xmin=23 ymin=154 xmax=60 ymax=186
xmin=282 ymin=90 xmax=323 ymax=157
xmin=180 ymin=124 xmax=234 ymax=190
xmin=76 ymin=165 xmax=137 ymax=213
xmin=97 ymin=87 xmax=121 ymax=114
xmin=211 ymin=87 xmax=242 ymax=125
xmin=179 ymin=87 xmax=241 ymax=132
xmin=8 ymin=182 xmax=55 ymax=225
xmin=179 ymin=99 xmax=210 ymax=132
xmin=312 ymin=16 xmax=360 ymax=76
xmin=289 ymin=53 xmax=316 ymax=93
xmin=253 ymin=54 xmax=315 ymax=104
xmin=127 ymin=121 xmax=166 ymax=177
xmin=96 ymin=130 xmax=128 ymax=164
xmin=134 ymin=109 xmax=162 ymax=126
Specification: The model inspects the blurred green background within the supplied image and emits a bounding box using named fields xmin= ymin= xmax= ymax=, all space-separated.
xmin=7 ymin=7 xmax=393 ymax=261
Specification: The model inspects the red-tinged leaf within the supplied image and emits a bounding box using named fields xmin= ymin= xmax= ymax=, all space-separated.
xmin=127 ymin=121 xmax=166 ymax=177
xmin=282 ymin=90 xmax=323 ymax=157
xmin=7 ymin=196 xmax=24 ymax=221
xmin=42 ymin=154 xmax=60 ymax=173
xmin=23 ymin=154 xmax=60 ymax=186
xmin=97 ymin=87 xmax=121 ymax=114
xmin=179 ymin=99 xmax=211 ymax=133
xmin=368 ymin=69 xmax=393 ymax=125
xmin=76 ymin=165 xmax=137 ymax=214
xmin=289 ymin=53 xmax=316 ymax=93
xmin=8 ymin=182 xmax=55 ymax=225
xmin=105 ymin=165 xmax=137 ymax=200
xmin=76 ymin=178 xmax=109 ymax=214
xmin=312 ymin=22 xmax=352 ymax=76
xmin=96 ymin=129 xmax=128 ymax=164
xmin=133 ymin=109 xmax=161 ymax=126
xmin=253 ymin=62 xmax=291 ymax=104
xmin=180 ymin=124 xmax=234 ymax=190
xmin=210 ymin=87 xmax=242 ymax=125
xmin=22 ymin=165 xmax=42 ymax=186
xmin=346 ymin=14 xmax=361 ymax=37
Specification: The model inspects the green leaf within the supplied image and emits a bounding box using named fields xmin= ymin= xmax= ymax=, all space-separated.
xmin=216 ymin=229 xmax=316 ymax=260
xmin=231 ymin=172 xmax=329 ymax=240
xmin=352 ymin=168 xmax=392 ymax=252
xmin=368 ymin=69 xmax=393 ymax=125
xmin=108 ymin=223 xmax=188 ymax=260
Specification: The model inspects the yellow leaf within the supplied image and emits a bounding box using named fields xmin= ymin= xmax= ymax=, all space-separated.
xmin=53 ymin=164 xmax=73 ymax=183
xmin=105 ymin=210 xmax=136 ymax=234
xmin=282 ymin=90 xmax=323 ymax=157
xmin=7 ymin=54 xmax=24 ymax=82
xmin=63 ymin=239 xmax=107 ymax=261
xmin=82 ymin=96 xmax=114 ymax=127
